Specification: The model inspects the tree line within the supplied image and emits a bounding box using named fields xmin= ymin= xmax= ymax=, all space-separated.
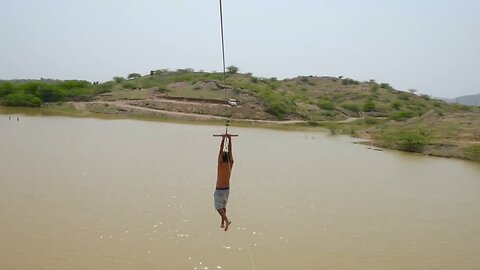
xmin=0 ymin=80 xmax=113 ymax=107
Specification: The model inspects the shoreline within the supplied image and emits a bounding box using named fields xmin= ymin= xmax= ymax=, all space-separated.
xmin=1 ymin=104 xmax=479 ymax=163
xmin=0 ymin=104 xmax=323 ymax=131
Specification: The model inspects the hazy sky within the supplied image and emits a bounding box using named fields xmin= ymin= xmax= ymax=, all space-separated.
xmin=1 ymin=0 xmax=479 ymax=98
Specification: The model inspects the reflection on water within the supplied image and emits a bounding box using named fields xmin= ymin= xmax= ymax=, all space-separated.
xmin=0 ymin=112 xmax=480 ymax=270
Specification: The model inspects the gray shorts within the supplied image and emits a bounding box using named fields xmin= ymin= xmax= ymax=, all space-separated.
xmin=214 ymin=189 xmax=230 ymax=210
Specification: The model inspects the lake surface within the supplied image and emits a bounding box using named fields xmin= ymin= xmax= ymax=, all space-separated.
xmin=1 ymin=111 xmax=480 ymax=270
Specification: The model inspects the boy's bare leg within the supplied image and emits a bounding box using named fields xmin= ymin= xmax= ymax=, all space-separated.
xmin=217 ymin=209 xmax=231 ymax=231
xmin=217 ymin=209 xmax=226 ymax=228
xmin=224 ymin=208 xmax=231 ymax=231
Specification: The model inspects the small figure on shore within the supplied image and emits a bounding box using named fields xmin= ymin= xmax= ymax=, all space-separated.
xmin=214 ymin=134 xmax=234 ymax=231
xmin=17 ymin=117 xmax=19 ymax=121
xmin=9 ymin=116 xmax=11 ymax=120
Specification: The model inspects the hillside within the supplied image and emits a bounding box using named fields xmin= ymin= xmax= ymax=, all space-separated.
xmin=455 ymin=93 xmax=480 ymax=106
xmin=1 ymin=70 xmax=479 ymax=161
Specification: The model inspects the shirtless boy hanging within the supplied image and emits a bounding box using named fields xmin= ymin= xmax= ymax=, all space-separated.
xmin=214 ymin=134 xmax=234 ymax=231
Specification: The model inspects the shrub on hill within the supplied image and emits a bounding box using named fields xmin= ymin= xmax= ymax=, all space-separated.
xmin=464 ymin=145 xmax=480 ymax=161
xmin=261 ymin=89 xmax=293 ymax=119
xmin=386 ymin=130 xmax=429 ymax=152
xmin=113 ymin=77 xmax=125 ymax=83
xmin=317 ymin=99 xmax=334 ymax=110
xmin=341 ymin=103 xmax=360 ymax=113
xmin=128 ymin=73 xmax=142 ymax=80
xmin=380 ymin=83 xmax=393 ymax=90
xmin=122 ymin=81 xmax=136 ymax=89
xmin=341 ymin=78 xmax=359 ymax=85
xmin=363 ymin=100 xmax=376 ymax=112
xmin=389 ymin=110 xmax=418 ymax=121
xmin=391 ymin=101 xmax=402 ymax=110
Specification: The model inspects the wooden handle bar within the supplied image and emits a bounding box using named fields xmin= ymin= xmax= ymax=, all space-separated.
xmin=213 ymin=134 xmax=239 ymax=137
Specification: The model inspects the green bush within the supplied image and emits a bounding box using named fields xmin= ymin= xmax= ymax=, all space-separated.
xmin=95 ymin=81 xmax=115 ymax=92
xmin=262 ymin=90 xmax=293 ymax=119
xmin=391 ymin=101 xmax=401 ymax=110
xmin=113 ymin=76 xmax=125 ymax=83
xmin=464 ymin=145 xmax=480 ymax=161
xmin=398 ymin=92 xmax=410 ymax=100
xmin=388 ymin=131 xmax=429 ymax=152
xmin=299 ymin=77 xmax=309 ymax=83
xmin=3 ymin=91 xmax=42 ymax=107
xmin=66 ymin=87 xmax=97 ymax=101
xmin=420 ymin=94 xmax=431 ymax=100
xmin=176 ymin=68 xmax=194 ymax=73
xmin=341 ymin=103 xmax=360 ymax=113
xmin=122 ymin=81 xmax=136 ymax=89
xmin=433 ymin=101 xmax=444 ymax=108
xmin=317 ymin=99 xmax=334 ymax=110
xmin=389 ymin=110 xmax=418 ymax=121
xmin=321 ymin=111 xmax=337 ymax=117
xmin=265 ymin=98 xmax=290 ymax=119
xmin=342 ymin=78 xmax=359 ymax=85
xmin=0 ymin=82 xmax=16 ymax=97
xmin=326 ymin=122 xmax=338 ymax=134
xmin=380 ymin=83 xmax=392 ymax=90
xmin=363 ymin=100 xmax=376 ymax=112
xmin=18 ymin=82 xmax=66 ymax=102
xmin=266 ymin=78 xmax=280 ymax=90
xmin=0 ymin=80 xmax=108 ymax=105
xmin=306 ymin=120 xmax=320 ymax=126
xmin=58 ymin=80 xmax=91 ymax=90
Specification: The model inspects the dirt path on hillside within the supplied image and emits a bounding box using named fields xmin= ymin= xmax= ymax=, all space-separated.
xmin=96 ymin=101 xmax=227 ymax=120
xmin=79 ymin=100 xmax=306 ymax=125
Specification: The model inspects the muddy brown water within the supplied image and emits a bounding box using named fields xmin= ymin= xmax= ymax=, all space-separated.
xmin=1 ymin=110 xmax=480 ymax=270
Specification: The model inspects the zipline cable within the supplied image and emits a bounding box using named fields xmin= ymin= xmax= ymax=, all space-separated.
xmin=219 ymin=0 xmax=227 ymax=102
xmin=218 ymin=0 xmax=237 ymax=135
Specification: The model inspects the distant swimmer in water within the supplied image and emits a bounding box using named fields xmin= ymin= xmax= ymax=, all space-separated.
xmin=214 ymin=134 xmax=234 ymax=231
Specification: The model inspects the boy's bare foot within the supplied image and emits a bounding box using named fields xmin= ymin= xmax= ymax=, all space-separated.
xmin=224 ymin=221 xmax=231 ymax=231
xmin=221 ymin=223 xmax=225 ymax=228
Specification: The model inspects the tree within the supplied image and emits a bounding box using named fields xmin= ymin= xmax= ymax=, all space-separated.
xmin=0 ymin=82 xmax=16 ymax=97
xmin=326 ymin=122 xmax=338 ymax=135
xmin=113 ymin=76 xmax=125 ymax=83
xmin=226 ymin=65 xmax=239 ymax=74
xmin=127 ymin=73 xmax=141 ymax=80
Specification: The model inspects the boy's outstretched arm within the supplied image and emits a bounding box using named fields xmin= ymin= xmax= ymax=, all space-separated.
xmin=218 ymin=135 xmax=226 ymax=162
xmin=227 ymin=135 xmax=233 ymax=163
